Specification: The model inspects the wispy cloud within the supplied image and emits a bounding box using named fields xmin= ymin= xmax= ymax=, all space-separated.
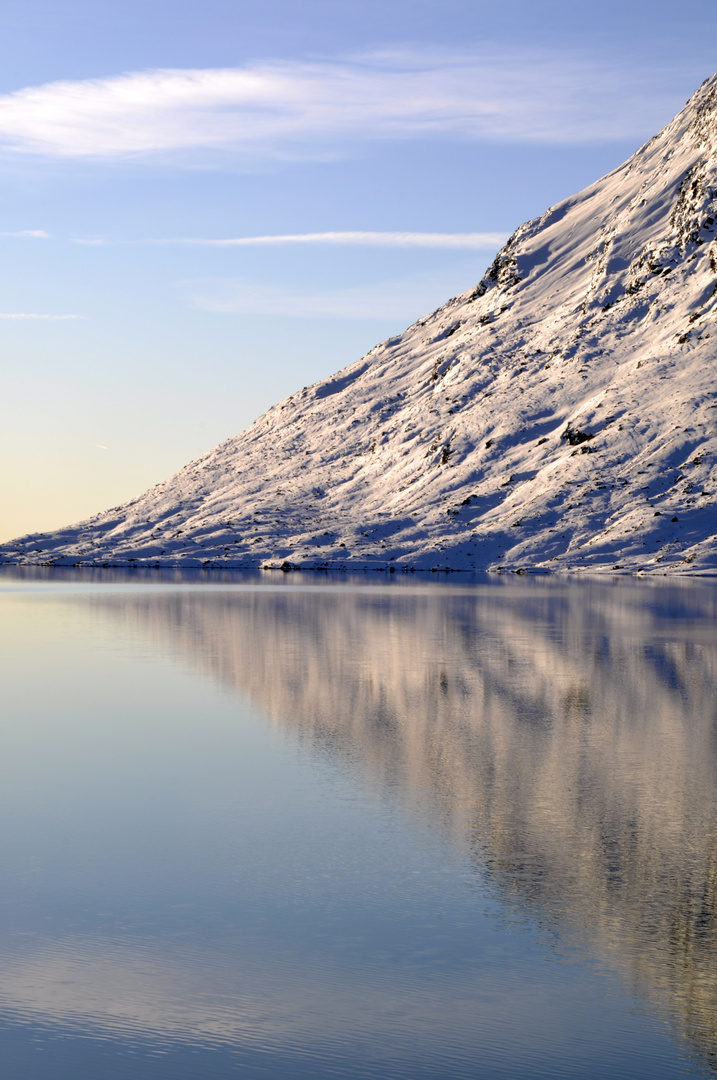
xmin=153 ymin=231 xmax=508 ymax=249
xmin=1 ymin=229 xmax=51 ymax=238
xmin=191 ymin=274 xmax=478 ymax=321
xmin=0 ymin=312 xmax=83 ymax=320
xmin=70 ymin=235 xmax=106 ymax=246
xmin=0 ymin=50 xmax=696 ymax=164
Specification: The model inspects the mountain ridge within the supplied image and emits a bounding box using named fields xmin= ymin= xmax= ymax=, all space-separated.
xmin=3 ymin=73 xmax=717 ymax=573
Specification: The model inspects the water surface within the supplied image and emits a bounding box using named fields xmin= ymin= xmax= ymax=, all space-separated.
xmin=1 ymin=569 xmax=716 ymax=1078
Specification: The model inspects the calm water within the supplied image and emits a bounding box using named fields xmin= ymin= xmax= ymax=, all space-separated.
xmin=1 ymin=569 xmax=717 ymax=1079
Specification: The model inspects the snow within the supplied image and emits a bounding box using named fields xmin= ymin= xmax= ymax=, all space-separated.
xmin=3 ymin=74 xmax=717 ymax=574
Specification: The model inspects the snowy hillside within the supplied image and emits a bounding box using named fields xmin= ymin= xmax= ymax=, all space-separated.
xmin=3 ymin=74 xmax=717 ymax=573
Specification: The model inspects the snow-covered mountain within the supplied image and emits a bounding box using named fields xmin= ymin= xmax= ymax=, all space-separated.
xmin=4 ymin=74 xmax=717 ymax=573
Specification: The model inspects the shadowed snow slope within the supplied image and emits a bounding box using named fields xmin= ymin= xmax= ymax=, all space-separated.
xmin=4 ymin=74 xmax=717 ymax=573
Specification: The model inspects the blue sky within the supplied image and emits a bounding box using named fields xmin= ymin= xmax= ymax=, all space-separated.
xmin=1 ymin=0 xmax=715 ymax=540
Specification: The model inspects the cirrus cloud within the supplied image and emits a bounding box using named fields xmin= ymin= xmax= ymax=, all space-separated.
xmin=0 ymin=50 xmax=697 ymax=165
xmin=1 ymin=229 xmax=51 ymax=238
xmin=0 ymin=312 xmax=83 ymax=320
xmin=145 ymin=231 xmax=509 ymax=249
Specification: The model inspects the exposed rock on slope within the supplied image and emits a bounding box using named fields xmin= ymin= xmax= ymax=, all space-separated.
xmin=4 ymin=74 xmax=717 ymax=572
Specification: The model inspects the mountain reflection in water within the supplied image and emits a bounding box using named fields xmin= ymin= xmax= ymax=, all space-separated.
xmin=89 ymin=577 xmax=717 ymax=1071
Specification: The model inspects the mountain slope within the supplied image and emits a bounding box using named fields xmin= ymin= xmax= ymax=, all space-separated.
xmin=4 ymin=74 xmax=717 ymax=573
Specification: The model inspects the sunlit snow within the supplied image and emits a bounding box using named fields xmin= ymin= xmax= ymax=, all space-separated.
xmin=3 ymin=74 xmax=717 ymax=574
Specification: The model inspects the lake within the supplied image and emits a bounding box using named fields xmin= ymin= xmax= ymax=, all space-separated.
xmin=0 ymin=568 xmax=716 ymax=1078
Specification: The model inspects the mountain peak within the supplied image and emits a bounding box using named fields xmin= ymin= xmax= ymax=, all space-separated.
xmin=3 ymin=74 xmax=717 ymax=574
